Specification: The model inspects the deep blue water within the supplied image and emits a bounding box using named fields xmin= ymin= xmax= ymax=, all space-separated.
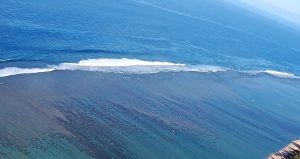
xmin=1 ymin=0 xmax=300 ymax=73
xmin=1 ymin=0 xmax=300 ymax=159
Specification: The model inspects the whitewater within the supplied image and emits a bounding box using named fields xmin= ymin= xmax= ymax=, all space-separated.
xmin=0 ymin=58 xmax=298 ymax=79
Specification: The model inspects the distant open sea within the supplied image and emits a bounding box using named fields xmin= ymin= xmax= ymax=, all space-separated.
xmin=1 ymin=0 xmax=300 ymax=159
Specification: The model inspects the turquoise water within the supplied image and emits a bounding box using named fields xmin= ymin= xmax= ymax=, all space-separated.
xmin=1 ymin=0 xmax=300 ymax=158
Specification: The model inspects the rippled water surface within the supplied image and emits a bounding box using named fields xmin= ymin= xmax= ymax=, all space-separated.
xmin=1 ymin=0 xmax=300 ymax=158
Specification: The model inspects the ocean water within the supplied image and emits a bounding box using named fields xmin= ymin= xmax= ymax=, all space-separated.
xmin=0 ymin=0 xmax=300 ymax=159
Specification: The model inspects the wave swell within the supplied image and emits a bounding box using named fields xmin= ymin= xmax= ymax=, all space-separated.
xmin=0 ymin=59 xmax=11 ymax=62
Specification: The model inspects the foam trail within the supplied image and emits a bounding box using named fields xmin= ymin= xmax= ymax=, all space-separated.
xmin=131 ymin=0 xmax=297 ymax=50
xmin=130 ymin=1 xmax=253 ymax=33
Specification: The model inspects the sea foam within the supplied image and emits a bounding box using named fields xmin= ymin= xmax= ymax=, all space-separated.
xmin=0 ymin=58 xmax=298 ymax=79
xmin=0 ymin=58 xmax=226 ymax=77
xmin=0 ymin=67 xmax=55 ymax=77
xmin=262 ymin=70 xmax=299 ymax=79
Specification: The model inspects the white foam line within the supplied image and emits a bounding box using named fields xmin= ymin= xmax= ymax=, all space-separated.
xmin=61 ymin=58 xmax=185 ymax=67
xmin=242 ymin=69 xmax=300 ymax=79
xmin=54 ymin=58 xmax=227 ymax=74
xmin=262 ymin=70 xmax=300 ymax=79
xmin=0 ymin=67 xmax=55 ymax=77
xmin=0 ymin=58 xmax=298 ymax=79
xmin=0 ymin=58 xmax=226 ymax=77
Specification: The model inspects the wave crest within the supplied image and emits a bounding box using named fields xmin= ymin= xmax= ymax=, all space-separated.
xmin=262 ymin=70 xmax=299 ymax=79
xmin=0 ymin=67 xmax=55 ymax=77
xmin=0 ymin=58 xmax=226 ymax=77
xmin=0 ymin=58 xmax=298 ymax=79
xmin=0 ymin=59 xmax=11 ymax=62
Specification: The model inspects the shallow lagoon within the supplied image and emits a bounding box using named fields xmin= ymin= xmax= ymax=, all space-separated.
xmin=0 ymin=71 xmax=299 ymax=159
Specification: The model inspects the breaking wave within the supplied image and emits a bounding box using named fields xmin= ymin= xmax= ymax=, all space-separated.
xmin=0 ymin=67 xmax=55 ymax=77
xmin=0 ymin=58 xmax=298 ymax=79
xmin=255 ymin=70 xmax=299 ymax=79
